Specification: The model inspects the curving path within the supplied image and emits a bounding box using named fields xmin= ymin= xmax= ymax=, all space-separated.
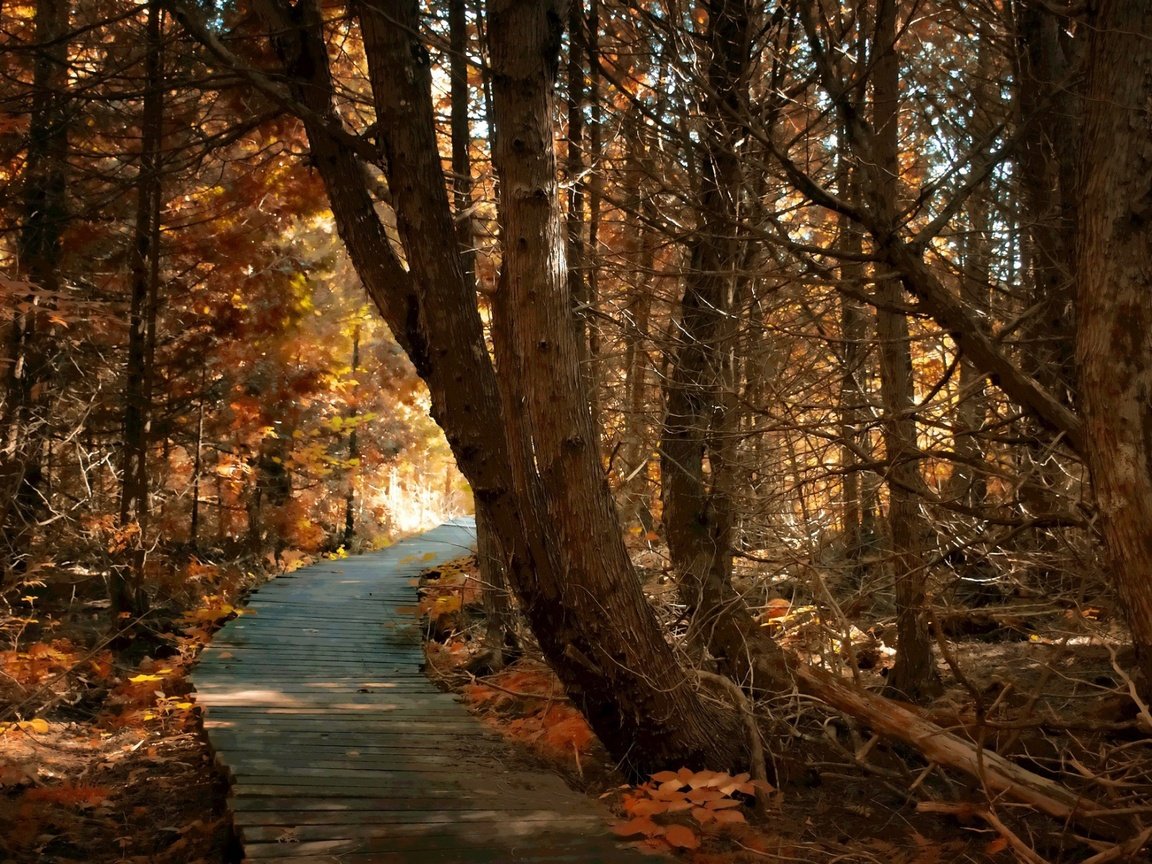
xmin=191 ymin=517 xmax=646 ymax=863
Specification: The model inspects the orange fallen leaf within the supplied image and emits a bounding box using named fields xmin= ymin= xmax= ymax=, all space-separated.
xmin=613 ymin=817 xmax=664 ymax=839
xmin=712 ymin=809 xmax=746 ymax=824
xmin=665 ymin=824 xmax=700 ymax=849
xmin=985 ymin=836 xmax=1008 ymax=855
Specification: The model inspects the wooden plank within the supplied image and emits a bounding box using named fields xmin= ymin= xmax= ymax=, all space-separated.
xmin=231 ymin=784 xmax=510 ymax=800
xmin=240 ymin=821 xmax=612 ymax=844
xmin=229 ymin=795 xmax=577 ymax=814
xmin=241 ymin=834 xmax=634 ymax=861
xmin=233 ymin=809 xmax=602 ymax=827
xmin=217 ymin=757 xmax=490 ymax=774
xmin=242 ymin=851 xmax=622 ymax=864
xmin=202 ymin=704 xmax=468 ymax=718
xmin=194 ymin=695 xmax=458 ymax=709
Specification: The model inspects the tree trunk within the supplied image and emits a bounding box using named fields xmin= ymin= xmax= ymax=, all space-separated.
xmin=1076 ymin=0 xmax=1152 ymax=695
xmin=448 ymin=2 xmax=510 ymax=666
xmin=485 ymin=0 xmax=742 ymax=771
xmin=342 ymin=325 xmax=360 ymax=549
xmin=871 ymin=0 xmax=937 ymax=699
xmin=246 ymin=0 xmax=743 ymax=774
xmin=1 ymin=0 xmax=68 ymax=584
xmin=658 ymin=0 xmax=790 ymax=689
xmin=114 ymin=0 xmax=164 ymax=618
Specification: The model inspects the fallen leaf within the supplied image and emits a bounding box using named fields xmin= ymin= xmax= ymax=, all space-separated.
xmin=691 ymin=807 xmax=716 ymax=824
xmin=613 ymin=817 xmax=664 ymax=839
xmin=985 ymin=837 xmax=1008 ymax=855
xmin=712 ymin=809 xmax=746 ymax=824
xmin=664 ymin=824 xmax=700 ymax=849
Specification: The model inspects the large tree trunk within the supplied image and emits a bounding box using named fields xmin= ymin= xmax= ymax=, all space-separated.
xmin=243 ymin=0 xmax=742 ymax=774
xmin=484 ymin=0 xmax=741 ymax=771
xmin=1076 ymin=0 xmax=1152 ymax=695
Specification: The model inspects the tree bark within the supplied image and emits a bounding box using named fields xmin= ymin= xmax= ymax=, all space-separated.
xmin=660 ymin=0 xmax=778 ymax=680
xmin=247 ymin=0 xmax=743 ymax=773
xmin=485 ymin=0 xmax=742 ymax=770
xmin=1 ymin=0 xmax=68 ymax=584
xmin=871 ymin=0 xmax=937 ymax=699
xmin=114 ymin=0 xmax=165 ymax=618
xmin=1076 ymin=0 xmax=1152 ymax=695
xmin=342 ymin=325 xmax=360 ymax=548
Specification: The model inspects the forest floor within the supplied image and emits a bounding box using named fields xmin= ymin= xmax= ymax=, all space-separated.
xmin=4 ymin=545 xmax=1149 ymax=864
xmin=420 ymin=552 xmax=1152 ymax=864
xmin=0 ymin=563 xmax=255 ymax=864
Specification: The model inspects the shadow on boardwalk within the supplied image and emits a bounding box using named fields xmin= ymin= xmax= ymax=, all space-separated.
xmin=192 ymin=518 xmax=648 ymax=863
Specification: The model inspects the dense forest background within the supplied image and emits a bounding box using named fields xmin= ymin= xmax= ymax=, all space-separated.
xmin=5 ymin=0 xmax=1152 ymax=860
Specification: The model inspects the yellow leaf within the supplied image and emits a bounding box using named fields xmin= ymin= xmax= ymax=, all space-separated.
xmin=129 ymin=673 xmax=164 ymax=683
xmin=18 ymin=718 xmax=49 ymax=734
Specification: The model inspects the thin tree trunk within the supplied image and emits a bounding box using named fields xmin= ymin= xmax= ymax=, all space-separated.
xmin=114 ymin=0 xmax=164 ymax=618
xmin=659 ymin=0 xmax=791 ymax=687
xmin=189 ymin=366 xmax=206 ymax=548
xmin=342 ymin=325 xmax=360 ymax=548
xmin=584 ymin=0 xmax=602 ymax=429
xmin=1 ymin=0 xmax=68 ymax=583
xmin=1076 ymin=0 xmax=1152 ymax=697
xmin=871 ymin=0 xmax=937 ymax=699
xmin=448 ymin=4 xmax=511 ymax=666
xmin=837 ymin=153 xmax=867 ymax=580
xmin=565 ymin=0 xmax=587 ymax=357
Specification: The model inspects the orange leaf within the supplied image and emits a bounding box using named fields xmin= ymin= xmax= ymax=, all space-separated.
xmin=691 ymin=807 xmax=716 ymax=824
xmin=713 ymin=809 xmax=746 ymax=824
xmin=763 ymin=598 xmax=791 ymax=619
xmin=664 ymin=824 xmax=700 ymax=849
xmin=658 ymin=778 xmax=684 ymax=793
xmin=706 ymin=798 xmax=743 ymax=810
xmin=650 ymin=770 xmax=678 ymax=783
xmin=687 ymin=770 xmax=722 ymax=789
xmin=985 ymin=837 xmax=1008 ymax=855
xmin=687 ymin=788 xmax=725 ymax=804
xmin=627 ymin=798 xmax=666 ymax=817
xmin=700 ymin=772 xmax=732 ymax=788
xmin=676 ymin=766 xmax=694 ymax=785
xmin=613 ymin=817 xmax=664 ymax=839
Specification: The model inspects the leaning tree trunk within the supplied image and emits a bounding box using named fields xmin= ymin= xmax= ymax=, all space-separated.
xmin=485 ymin=0 xmax=741 ymax=770
xmin=1076 ymin=0 xmax=1152 ymax=696
xmin=237 ymin=0 xmax=743 ymax=774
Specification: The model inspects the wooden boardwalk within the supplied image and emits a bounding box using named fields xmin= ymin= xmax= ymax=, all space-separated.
xmin=191 ymin=518 xmax=647 ymax=863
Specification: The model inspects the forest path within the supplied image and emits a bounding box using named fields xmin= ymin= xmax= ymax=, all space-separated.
xmin=191 ymin=518 xmax=645 ymax=863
